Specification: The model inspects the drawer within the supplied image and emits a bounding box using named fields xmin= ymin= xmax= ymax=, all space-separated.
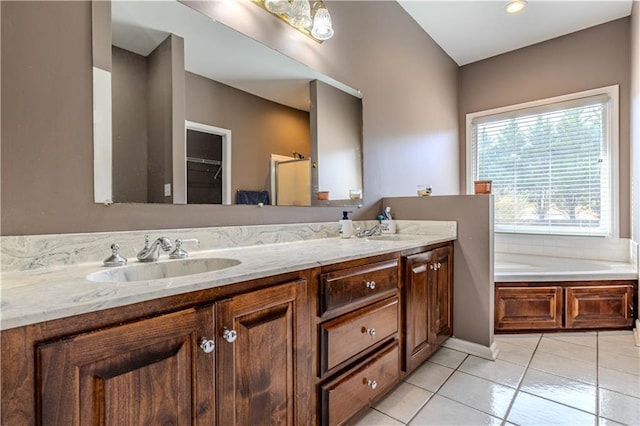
xmin=320 ymin=260 xmax=398 ymax=318
xmin=566 ymin=285 xmax=635 ymax=329
xmin=320 ymin=342 xmax=399 ymax=426
xmin=320 ymin=297 xmax=398 ymax=376
xmin=495 ymin=286 xmax=563 ymax=331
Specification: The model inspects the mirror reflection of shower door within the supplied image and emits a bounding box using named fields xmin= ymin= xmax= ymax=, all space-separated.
xmin=276 ymin=159 xmax=311 ymax=206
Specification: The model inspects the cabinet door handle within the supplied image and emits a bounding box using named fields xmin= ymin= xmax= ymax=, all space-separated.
xmin=437 ymin=262 xmax=442 ymax=269
xmin=365 ymin=280 xmax=376 ymax=290
xmin=223 ymin=327 xmax=238 ymax=343
xmin=361 ymin=326 xmax=376 ymax=337
xmin=363 ymin=377 xmax=377 ymax=389
xmin=199 ymin=338 xmax=216 ymax=354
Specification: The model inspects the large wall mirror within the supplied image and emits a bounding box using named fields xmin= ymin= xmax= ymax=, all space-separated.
xmin=92 ymin=0 xmax=363 ymax=207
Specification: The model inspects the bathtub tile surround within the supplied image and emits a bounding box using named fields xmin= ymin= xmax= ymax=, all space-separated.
xmin=0 ymin=221 xmax=456 ymax=330
xmin=495 ymin=233 xmax=637 ymax=263
xmin=356 ymin=331 xmax=640 ymax=426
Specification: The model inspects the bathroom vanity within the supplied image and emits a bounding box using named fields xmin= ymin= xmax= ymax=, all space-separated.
xmin=0 ymin=222 xmax=456 ymax=425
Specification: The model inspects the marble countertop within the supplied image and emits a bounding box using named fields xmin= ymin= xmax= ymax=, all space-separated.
xmin=0 ymin=233 xmax=454 ymax=330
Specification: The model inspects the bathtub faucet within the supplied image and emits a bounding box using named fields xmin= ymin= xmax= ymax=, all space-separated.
xmin=136 ymin=235 xmax=173 ymax=262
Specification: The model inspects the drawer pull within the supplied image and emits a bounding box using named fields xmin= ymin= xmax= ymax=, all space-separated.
xmin=365 ymin=280 xmax=376 ymax=290
xmin=223 ymin=327 xmax=238 ymax=343
xmin=361 ymin=326 xmax=376 ymax=337
xmin=199 ymin=338 xmax=215 ymax=354
xmin=363 ymin=377 xmax=377 ymax=389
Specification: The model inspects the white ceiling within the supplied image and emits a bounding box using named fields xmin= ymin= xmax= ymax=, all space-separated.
xmin=398 ymin=0 xmax=633 ymax=66
xmin=111 ymin=1 xmax=360 ymax=111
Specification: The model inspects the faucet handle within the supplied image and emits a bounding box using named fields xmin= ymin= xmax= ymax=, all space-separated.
xmin=103 ymin=243 xmax=128 ymax=267
xmin=169 ymin=238 xmax=200 ymax=259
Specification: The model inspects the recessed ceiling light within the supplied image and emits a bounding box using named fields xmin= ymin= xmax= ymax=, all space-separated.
xmin=505 ymin=0 xmax=527 ymax=14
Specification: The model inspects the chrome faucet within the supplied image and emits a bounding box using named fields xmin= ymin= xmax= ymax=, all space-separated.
xmin=136 ymin=235 xmax=173 ymax=262
xmin=355 ymin=224 xmax=383 ymax=238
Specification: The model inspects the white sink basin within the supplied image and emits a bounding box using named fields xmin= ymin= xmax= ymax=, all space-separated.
xmin=87 ymin=258 xmax=241 ymax=283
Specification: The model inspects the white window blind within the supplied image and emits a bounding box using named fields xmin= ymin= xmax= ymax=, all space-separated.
xmin=470 ymin=88 xmax=618 ymax=236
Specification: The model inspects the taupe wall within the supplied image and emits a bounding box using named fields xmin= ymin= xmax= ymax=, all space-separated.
xmin=631 ymin=2 xmax=639 ymax=245
xmin=384 ymin=196 xmax=494 ymax=347
xmin=112 ymin=46 xmax=148 ymax=202
xmin=185 ymin=72 xmax=310 ymax=194
xmin=146 ymin=34 xmax=183 ymax=204
xmin=1 ymin=1 xmax=459 ymax=235
xmin=459 ymin=18 xmax=632 ymax=238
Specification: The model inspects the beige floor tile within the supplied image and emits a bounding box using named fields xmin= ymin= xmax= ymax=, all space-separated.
xmin=598 ymin=349 xmax=640 ymax=376
xmin=520 ymin=369 xmax=597 ymax=414
xmin=495 ymin=340 xmax=536 ymax=366
xmin=599 ymin=338 xmax=640 ymax=359
xmin=598 ymin=417 xmax=626 ymax=426
xmin=537 ymin=336 xmax=597 ymax=364
xmin=404 ymin=361 xmax=454 ymax=392
xmin=494 ymin=333 xmax=542 ymax=349
xmin=507 ymin=392 xmax=597 ymax=426
xmin=373 ymin=382 xmax=432 ymax=424
xmin=529 ymin=350 xmax=597 ymax=385
xmin=599 ymin=388 xmax=640 ymax=426
xmin=437 ymin=371 xmax=516 ymax=419
xmin=427 ymin=347 xmax=467 ymax=369
xmin=544 ymin=331 xmax=598 ymax=348
xmin=352 ymin=408 xmax=404 ymax=426
xmin=409 ymin=395 xmax=502 ymax=426
xmin=598 ymin=366 xmax=640 ymax=398
xmin=458 ymin=355 xmax=526 ymax=388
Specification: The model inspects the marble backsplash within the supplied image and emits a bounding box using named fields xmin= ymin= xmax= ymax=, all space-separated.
xmin=1 ymin=220 xmax=457 ymax=272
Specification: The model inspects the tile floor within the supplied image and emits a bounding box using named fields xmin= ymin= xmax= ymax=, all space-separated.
xmin=355 ymin=331 xmax=640 ymax=426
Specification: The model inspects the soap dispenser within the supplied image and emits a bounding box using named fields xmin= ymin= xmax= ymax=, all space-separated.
xmin=380 ymin=206 xmax=396 ymax=234
xmin=339 ymin=211 xmax=353 ymax=239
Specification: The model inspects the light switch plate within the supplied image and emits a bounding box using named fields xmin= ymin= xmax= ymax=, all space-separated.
xmin=164 ymin=183 xmax=171 ymax=197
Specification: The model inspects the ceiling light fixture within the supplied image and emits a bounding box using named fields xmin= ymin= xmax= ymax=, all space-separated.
xmin=253 ymin=0 xmax=334 ymax=42
xmin=505 ymin=0 xmax=527 ymax=14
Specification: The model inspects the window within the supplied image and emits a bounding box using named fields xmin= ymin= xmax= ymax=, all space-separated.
xmin=467 ymin=86 xmax=618 ymax=237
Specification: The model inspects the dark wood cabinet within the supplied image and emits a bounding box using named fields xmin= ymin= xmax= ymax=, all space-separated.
xmin=216 ymin=279 xmax=311 ymax=426
xmin=32 ymin=276 xmax=313 ymax=426
xmin=316 ymin=255 xmax=401 ymax=426
xmin=37 ymin=306 xmax=216 ymax=425
xmin=402 ymin=243 xmax=453 ymax=374
xmin=495 ymin=280 xmax=638 ymax=332
xmin=566 ymin=284 xmax=635 ymax=329
xmin=495 ymin=286 xmax=563 ymax=331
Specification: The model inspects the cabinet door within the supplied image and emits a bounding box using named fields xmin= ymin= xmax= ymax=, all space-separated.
xmin=566 ymin=285 xmax=635 ymax=329
xmin=430 ymin=245 xmax=453 ymax=348
xmin=216 ymin=279 xmax=311 ymax=426
xmin=37 ymin=306 xmax=215 ymax=425
xmin=402 ymin=251 xmax=435 ymax=373
xmin=495 ymin=286 xmax=563 ymax=331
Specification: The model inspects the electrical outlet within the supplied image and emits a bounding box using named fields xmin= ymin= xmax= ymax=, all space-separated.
xmin=164 ymin=183 xmax=171 ymax=197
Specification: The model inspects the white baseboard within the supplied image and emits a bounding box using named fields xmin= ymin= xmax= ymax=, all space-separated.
xmin=634 ymin=319 xmax=640 ymax=347
xmin=442 ymin=337 xmax=500 ymax=361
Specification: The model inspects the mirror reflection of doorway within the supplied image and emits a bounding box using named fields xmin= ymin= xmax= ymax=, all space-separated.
xmin=185 ymin=121 xmax=232 ymax=204
xmin=186 ymin=129 xmax=222 ymax=204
